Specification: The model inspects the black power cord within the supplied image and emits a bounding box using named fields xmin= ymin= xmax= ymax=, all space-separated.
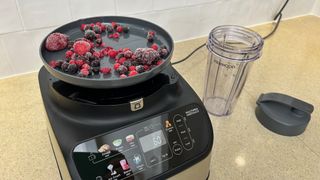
xmin=172 ymin=0 xmax=289 ymax=65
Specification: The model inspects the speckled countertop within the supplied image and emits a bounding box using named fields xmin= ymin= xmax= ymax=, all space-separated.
xmin=1 ymin=16 xmax=320 ymax=180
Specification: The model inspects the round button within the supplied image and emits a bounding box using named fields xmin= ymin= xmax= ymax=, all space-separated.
xmin=172 ymin=144 xmax=183 ymax=155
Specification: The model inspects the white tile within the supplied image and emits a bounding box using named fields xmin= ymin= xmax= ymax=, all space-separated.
xmin=0 ymin=0 xmax=23 ymax=34
xmin=69 ymin=0 xmax=116 ymax=20
xmin=0 ymin=38 xmax=14 ymax=78
xmin=186 ymin=0 xmax=215 ymax=6
xmin=17 ymin=0 xmax=72 ymax=30
xmin=116 ymin=0 xmax=153 ymax=15
xmin=153 ymin=0 xmax=187 ymax=11
xmin=2 ymin=31 xmax=42 ymax=74
xmin=282 ymin=0 xmax=316 ymax=18
xmin=313 ymin=0 xmax=320 ymax=16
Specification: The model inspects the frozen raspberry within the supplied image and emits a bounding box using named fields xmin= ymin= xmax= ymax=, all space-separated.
xmin=120 ymin=74 xmax=127 ymax=78
xmin=61 ymin=62 xmax=69 ymax=72
xmin=93 ymin=25 xmax=101 ymax=34
xmin=73 ymin=40 xmax=91 ymax=55
xmin=79 ymin=68 xmax=90 ymax=77
xmin=75 ymin=60 xmax=85 ymax=67
xmin=128 ymin=70 xmax=138 ymax=77
xmin=45 ymin=33 xmax=69 ymax=51
xmin=143 ymin=65 xmax=150 ymax=71
xmin=156 ymin=59 xmax=163 ymax=65
xmin=95 ymin=34 xmax=101 ymax=39
xmin=108 ymin=49 xmax=118 ymax=58
xmin=116 ymin=26 xmax=123 ymax=33
xmin=135 ymin=65 xmax=145 ymax=73
xmin=67 ymin=64 xmax=78 ymax=74
xmin=80 ymin=24 xmax=86 ymax=31
xmin=118 ymin=57 xmax=127 ymax=64
xmin=93 ymin=51 xmax=101 ymax=58
xmin=134 ymin=48 xmax=160 ymax=65
xmin=49 ymin=60 xmax=59 ymax=68
xmin=111 ymin=22 xmax=118 ymax=29
xmin=84 ymin=30 xmax=96 ymax=40
xmin=91 ymin=60 xmax=100 ymax=67
xmin=123 ymin=26 xmax=129 ymax=33
xmin=151 ymin=44 xmax=158 ymax=51
xmin=113 ymin=32 xmax=120 ymax=39
xmin=100 ymin=67 xmax=111 ymax=74
xmin=82 ymin=63 xmax=91 ymax=70
xmin=129 ymin=66 xmax=136 ymax=71
xmin=100 ymin=24 xmax=107 ymax=31
xmin=69 ymin=59 xmax=76 ymax=64
xmin=65 ymin=50 xmax=74 ymax=59
xmin=114 ymin=63 xmax=121 ymax=70
xmin=148 ymin=31 xmax=155 ymax=36
xmin=124 ymin=50 xmax=133 ymax=58
xmin=116 ymin=65 xmax=128 ymax=74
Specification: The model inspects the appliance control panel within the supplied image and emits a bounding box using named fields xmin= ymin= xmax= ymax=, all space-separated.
xmin=72 ymin=104 xmax=211 ymax=180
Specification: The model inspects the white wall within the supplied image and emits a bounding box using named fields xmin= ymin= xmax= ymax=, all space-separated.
xmin=0 ymin=0 xmax=317 ymax=78
xmin=312 ymin=0 xmax=320 ymax=16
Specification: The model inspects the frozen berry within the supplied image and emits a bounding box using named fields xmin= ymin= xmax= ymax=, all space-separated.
xmin=118 ymin=57 xmax=127 ymax=64
xmin=120 ymin=74 xmax=127 ymax=78
xmin=147 ymin=34 xmax=154 ymax=42
xmin=85 ymin=52 xmax=93 ymax=60
xmin=124 ymin=50 xmax=133 ymax=58
xmin=69 ymin=59 xmax=76 ymax=64
xmin=95 ymin=38 xmax=102 ymax=45
xmin=143 ymin=65 xmax=150 ymax=71
xmin=100 ymin=24 xmax=107 ymax=31
xmin=151 ymin=44 xmax=158 ymax=51
xmin=108 ymin=49 xmax=118 ymax=58
xmin=91 ymin=60 xmax=100 ymax=67
xmin=116 ymin=26 xmax=123 ymax=33
xmin=73 ymin=40 xmax=91 ymax=55
xmin=93 ymin=25 xmax=101 ymax=34
xmin=123 ymin=60 xmax=132 ymax=67
xmin=83 ymin=24 xmax=91 ymax=31
xmin=116 ymin=65 xmax=128 ymax=74
xmin=67 ymin=64 xmax=78 ymax=74
xmin=113 ymin=32 xmax=120 ymax=39
xmin=67 ymin=41 xmax=74 ymax=49
xmin=159 ymin=48 xmax=169 ymax=58
xmin=129 ymin=66 xmax=136 ymax=71
xmin=75 ymin=60 xmax=85 ymax=67
xmin=82 ymin=63 xmax=91 ymax=70
xmin=79 ymin=68 xmax=90 ymax=77
xmin=114 ymin=63 xmax=121 ymax=70
xmin=123 ymin=26 xmax=129 ymax=33
xmin=129 ymin=70 xmax=138 ymax=77
xmin=45 ymin=33 xmax=68 ymax=51
xmin=156 ymin=59 xmax=163 ymax=65
xmin=61 ymin=62 xmax=69 ymax=72
xmin=84 ymin=30 xmax=96 ymax=40
xmin=116 ymin=53 xmax=124 ymax=60
xmin=134 ymin=48 xmax=160 ymax=65
xmin=148 ymin=31 xmax=155 ymax=36
xmin=49 ymin=60 xmax=59 ymax=68
xmin=135 ymin=65 xmax=145 ymax=73
xmin=100 ymin=67 xmax=111 ymax=74
xmin=106 ymin=25 xmax=113 ymax=33
xmin=93 ymin=51 xmax=101 ymax=58
xmin=65 ymin=50 xmax=74 ymax=59
xmin=111 ymin=22 xmax=118 ymax=29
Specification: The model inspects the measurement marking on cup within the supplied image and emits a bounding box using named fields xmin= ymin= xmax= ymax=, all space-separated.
xmin=213 ymin=59 xmax=235 ymax=70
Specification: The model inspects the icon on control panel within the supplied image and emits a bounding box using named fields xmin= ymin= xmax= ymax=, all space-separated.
xmin=165 ymin=120 xmax=172 ymax=128
xmin=126 ymin=135 xmax=134 ymax=143
xmin=98 ymin=144 xmax=111 ymax=153
xmin=112 ymin=139 xmax=122 ymax=147
xmin=107 ymin=164 xmax=117 ymax=176
xmin=133 ymin=154 xmax=142 ymax=165
xmin=88 ymin=153 xmax=96 ymax=161
xmin=96 ymin=176 xmax=103 ymax=180
xmin=120 ymin=159 xmax=130 ymax=170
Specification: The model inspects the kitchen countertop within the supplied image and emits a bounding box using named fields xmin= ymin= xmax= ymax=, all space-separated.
xmin=1 ymin=15 xmax=319 ymax=180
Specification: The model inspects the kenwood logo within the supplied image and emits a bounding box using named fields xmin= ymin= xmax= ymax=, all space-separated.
xmin=214 ymin=59 xmax=235 ymax=70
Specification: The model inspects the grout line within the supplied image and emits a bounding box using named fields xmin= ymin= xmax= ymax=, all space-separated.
xmin=0 ymin=39 xmax=15 ymax=77
xmin=67 ymin=0 xmax=73 ymax=20
xmin=0 ymin=70 xmax=39 ymax=80
xmin=14 ymin=0 xmax=26 ymax=31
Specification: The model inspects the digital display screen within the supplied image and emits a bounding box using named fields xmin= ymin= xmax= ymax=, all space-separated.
xmin=139 ymin=130 xmax=167 ymax=153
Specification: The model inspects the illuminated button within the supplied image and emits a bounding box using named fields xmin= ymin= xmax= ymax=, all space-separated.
xmin=172 ymin=144 xmax=183 ymax=155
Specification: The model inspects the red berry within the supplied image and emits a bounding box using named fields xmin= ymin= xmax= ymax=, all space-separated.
xmin=100 ymin=67 xmax=111 ymax=74
xmin=144 ymin=65 xmax=150 ymax=71
xmin=90 ymin=23 xmax=95 ymax=28
xmin=96 ymin=22 xmax=102 ymax=26
xmin=156 ymin=60 xmax=163 ymax=65
xmin=49 ymin=60 xmax=58 ymax=68
xmin=120 ymin=74 xmax=127 ymax=78
xmin=100 ymin=24 xmax=106 ymax=31
xmin=116 ymin=26 xmax=123 ymax=33
xmin=148 ymin=31 xmax=155 ymax=36
xmin=75 ymin=60 xmax=85 ymax=67
xmin=95 ymin=34 xmax=101 ymax=39
xmin=82 ymin=64 xmax=90 ymax=70
xmin=108 ymin=49 xmax=118 ymax=58
xmin=111 ymin=22 xmax=117 ymax=28
xmin=113 ymin=32 xmax=120 ymax=39
xmin=118 ymin=57 xmax=126 ymax=64
xmin=69 ymin=59 xmax=76 ymax=64
xmin=123 ymin=48 xmax=130 ymax=52
xmin=73 ymin=40 xmax=91 ymax=55
xmin=45 ymin=33 xmax=68 ymax=51
xmin=129 ymin=70 xmax=138 ymax=77
xmin=93 ymin=51 xmax=101 ymax=58
xmin=80 ymin=68 xmax=89 ymax=76
xmin=109 ymin=34 xmax=113 ymax=38
xmin=114 ymin=63 xmax=121 ymax=70
xmin=65 ymin=50 xmax=74 ymax=58
xmin=80 ymin=24 xmax=86 ymax=31
xmin=151 ymin=44 xmax=158 ymax=51
xmin=129 ymin=66 xmax=136 ymax=71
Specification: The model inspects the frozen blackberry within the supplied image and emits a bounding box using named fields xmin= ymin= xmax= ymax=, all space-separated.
xmin=84 ymin=30 xmax=96 ymax=40
xmin=116 ymin=65 xmax=128 ymax=74
xmin=67 ymin=64 xmax=78 ymax=74
xmin=147 ymin=34 xmax=154 ymax=42
xmin=135 ymin=48 xmax=160 ymax=65
xmin=93 ymin=25 xmax=101 ymax=34
xmin=123 ymin=26 xmax=129 ymax=33
xmin=159 ymin=48 xmax=169 ymax=58
xmin=135 ymin=65 xmax=145 ymax=73
xmin=92 ymin=66 xmax=100 ymax=73
xmin=95 ymin=38 xmax=102 ymax=45
xmin=61 ymin=62 xmax=69 ymax=72
xmin=124 ymin=50 xmax=133 ymax=58
xmin=84 ymin=24 xmax=91 ymax=31
xmin=106 ymin=25 xmax=113 ymax=33
xmin=123 ymin=60 xmax=132 ymax=67
xmin=91 ymin=60 xmax=100 ymax=67
xmin=131 ymin=61 xmax=139 ymax=66
xmin=67 ymin=40 xmax=74 ymax=49
xmin=85 ymin=52 xmax=94 ymax=60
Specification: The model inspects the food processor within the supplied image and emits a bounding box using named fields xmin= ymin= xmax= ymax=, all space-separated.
xmin=39 ymin=16 xmax=213 ymax=180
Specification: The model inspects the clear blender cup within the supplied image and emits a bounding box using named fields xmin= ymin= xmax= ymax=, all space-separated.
xmin=203 ymin=25 xmax=264 ymax=116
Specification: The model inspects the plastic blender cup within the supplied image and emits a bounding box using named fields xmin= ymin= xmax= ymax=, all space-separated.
xmin=203 ymin=25 xmax=264 ymax=116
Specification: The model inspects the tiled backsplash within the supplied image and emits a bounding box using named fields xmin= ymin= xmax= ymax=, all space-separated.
xmin=0 ymin=0 xmax=318 ymax=78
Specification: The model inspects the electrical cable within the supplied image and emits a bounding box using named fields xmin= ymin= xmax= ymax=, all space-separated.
xmin=171 ymin=0 xmax=290 ymax=65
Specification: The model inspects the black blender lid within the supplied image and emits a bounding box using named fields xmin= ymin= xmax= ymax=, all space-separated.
xmin=255 ymin=92 xmax=314 ymax=136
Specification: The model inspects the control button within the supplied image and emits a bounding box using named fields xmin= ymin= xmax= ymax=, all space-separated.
xmin=149 ymin=156 xmax=159 ymax=165
xmin=133 ymin=154 xmax=142 ymax=165
xmin=126 ymin=135 xmax=134 ymax=143
xmin=88 ymin=153 xmax=96 ymax=161
xmin=98 ymin=144 xmax=111 ymax=154
xmin=172 ymin=144 xmax=183 ymax=155
xmin=183 ymin=139 xmax=193 ymax=150
xmin=112 ymin=139 xmax=122 ymax=147
xmin=120 ymin=159 xmax=130 ymax=171
xmin=96 ymin=176 xmax=103 ymax=180
xmin=180 ymin=130 xmax=187 ymax=135
xmin=165 ymin=120 xmax=172 ymax=128
xmin=107 ymin=164 xmax=117 ymax=175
